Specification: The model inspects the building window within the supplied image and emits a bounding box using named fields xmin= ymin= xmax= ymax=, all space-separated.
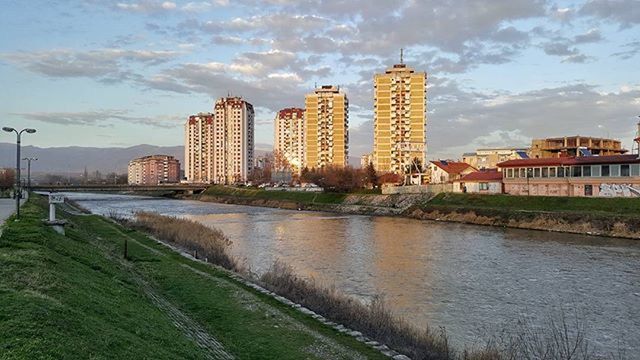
xmin=582 ymin=166 xmax=591 ymax=177
xmin=527 ymin=168 xmax=534 ymax=178
xmin=602 ymin=165 xmax=610 ymax=177
xmin=479 ymin=182 xmax=489 ymax=191
xmin=520 ymin=168 xmax=526 ymax=178
xmin=542 ymin=167 xmax=548 ymax=178
xmin=572 ymin=166 xmax=582 ymax=177
xmin=621 ymin=164 xmax=630 ymax=177
xmin=558 ymin=166 xmax=565 ymax=177
xmin=534 ymin=168 xmax=541 ymax=177
xmin=611 ymin=165 xmax=620 ymax=177
xmin=591 ymin=165 xmax=601 ymax=177
xmin=632 ymin=164 xmax=640 ymax=177
xmin=549 ymin=167 xmax=556 ymax=177
xmin=585 ymin=184 xmax=593 ymax=196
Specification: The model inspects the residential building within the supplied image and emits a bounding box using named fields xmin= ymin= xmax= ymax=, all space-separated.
xmin=429 ymin=160 xmax=476 ymax=184
xmin=373 ymin=61 xmax=427 ymax=173
xmin=360 ymin=153 xmax=373 ymax=168
xmin=453 ymin=169 xmax=503 ymax=194
xmin=128 ymin=155 xmax=180 ymax=185
xmin=530 ymin=136 xmax=626 ymax=158
xmin=462 ymin=147 xmax=529 ymax=170
xmin=184 ymin=96 xmax=255 ymax=184
xmin=498 ymin=155 xmax=640 ymax=197
xmin=304 ymin=85 xmax=349 ymax=169
xmin=184 ymin=112 xmax=214 ymax=183
xmin=274 ymin=108 xmax=305 ymax=173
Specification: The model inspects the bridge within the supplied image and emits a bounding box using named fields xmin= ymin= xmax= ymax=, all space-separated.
xmin=31 ymin=184 xmax=210 ymax=195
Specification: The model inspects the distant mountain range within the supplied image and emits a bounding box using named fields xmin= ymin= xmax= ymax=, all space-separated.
xmin=0 ymin=142 xmax=361 ymax=174
xmin=0 ymin=143 xmax=273 ymax=174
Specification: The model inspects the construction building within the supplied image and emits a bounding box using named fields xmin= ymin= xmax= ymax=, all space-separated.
xmin=304 ymin=85 xmax=349 ymax=169
xmin=530 ymin=136 xmax=626 ymax=158
xmin=274 ymin=108 xmax=305 ymax=174
xmin=128 ymin=155 xmax=180 ymax=185
xmin=373 ymin=57 xmax=427 ymax=174
xmin=184 ymin=97 xmax=254 ymax=184
xmin=462 ymin=147 xmax=529 ymax=170
xmin=360 ymin=153 xmax=373 ymax=168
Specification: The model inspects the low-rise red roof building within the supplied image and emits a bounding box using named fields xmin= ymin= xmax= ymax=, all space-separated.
xmin=453 ymin=169 xmax=503 ymax=194
xmin=429 ymin=160 xmax=476 ymax=184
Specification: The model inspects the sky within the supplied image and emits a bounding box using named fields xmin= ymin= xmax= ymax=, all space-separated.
xmin=1 ymin=0 xmax=639 ymax=160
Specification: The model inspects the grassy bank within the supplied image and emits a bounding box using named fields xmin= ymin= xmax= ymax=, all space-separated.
xmin=425 ymin=193 xmax=640 ymax=216
xmin=0 ymin=197 xmax=386 ymax=359
xmin=203 ymin=185 xmax=348 ymax=204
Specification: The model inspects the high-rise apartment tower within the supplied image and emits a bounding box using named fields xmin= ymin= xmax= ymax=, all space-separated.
xmin=274 ymin=108 xmax=305 ymax=174
xmin=304 ymin=85 xmax=349 ymax=169
xmin=373 ymin=60 xmax=427 ymax=173
xmin=184 ymin=97 xmax=254 ymax=184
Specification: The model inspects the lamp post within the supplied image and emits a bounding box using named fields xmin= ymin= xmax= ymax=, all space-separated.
xmin=22 ymin=157 xmax=38 ymax=190
xmin=2 ymin=127 xmax=37 ymax=220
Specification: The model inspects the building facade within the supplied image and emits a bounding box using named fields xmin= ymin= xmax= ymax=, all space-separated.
xmin=498 ymin=155 xmax=640 ymax=197
xmin=274 ymin=107 xmax=305 ymax=174
xmin=530 ymin=136 xmax=626 ymax=158
xmin=373 ymin=62 xmax=427 ymax=173
xmin=128 ymin=155 xmax=180 ymax=185
xmin=304 ymin=85 xmax=349 ymax=169
xmin=360 ymin=153 xmax=373 ymax=168
xmin=462 ymin=147 xmax=529 ymax=170
xmin=184 ymin=97 xmax=255 ymax=184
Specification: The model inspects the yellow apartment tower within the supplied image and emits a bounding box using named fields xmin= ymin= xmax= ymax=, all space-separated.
xmin=274 ymin=108 xmax=305 ymax=174
xmin=373 ymin=57 xmax=427 ymax=173
xmin=304 ymin=85 xmax=349 ymax=169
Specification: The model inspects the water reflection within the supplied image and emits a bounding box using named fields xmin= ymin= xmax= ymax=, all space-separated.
xmin=65 ymin=193 xmax=640 ymax=356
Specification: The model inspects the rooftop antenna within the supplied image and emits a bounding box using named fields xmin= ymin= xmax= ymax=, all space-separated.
xmin=400 ymin=48 xmax=404 ymax=64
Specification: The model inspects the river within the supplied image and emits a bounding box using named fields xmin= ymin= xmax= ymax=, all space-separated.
xmin=65 ymin=193 xmax=640 ymax=356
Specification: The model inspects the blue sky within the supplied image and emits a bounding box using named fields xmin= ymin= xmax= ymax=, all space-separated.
xmin=1 ymin=0 xmax=639 ymax=159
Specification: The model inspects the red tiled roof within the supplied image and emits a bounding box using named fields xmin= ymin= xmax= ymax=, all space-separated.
xmin=459 ymin=169 xmax=503 ymax=182
xmin=497 ymin=154 xmax=640 ymax=168
xmin=431 ymin=160 xmax=475 ymax=175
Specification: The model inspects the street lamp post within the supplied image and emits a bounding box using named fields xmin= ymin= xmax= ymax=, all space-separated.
xmin=22 ymin=157 xmax=38 ymax=190
xmin=2 ymin=127 xmax=37 ymax=220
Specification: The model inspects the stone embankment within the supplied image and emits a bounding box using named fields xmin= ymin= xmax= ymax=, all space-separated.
xmin=195 ymin=190 xmax=640 ymax=240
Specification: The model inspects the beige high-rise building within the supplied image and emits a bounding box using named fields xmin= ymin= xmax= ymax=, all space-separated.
xmin=304 ymin=85 xmax=349 ymax=169
xmin=274 ymin=108 xmax=305 ymax=174
xmin=373 ymin=61 xmax=427 ymax=173
xmin=184 ymin=97 xmax=254 ymax=184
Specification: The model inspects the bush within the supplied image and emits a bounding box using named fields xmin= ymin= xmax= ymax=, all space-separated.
xmin=129 ymin=211 xmax=242 ymax=273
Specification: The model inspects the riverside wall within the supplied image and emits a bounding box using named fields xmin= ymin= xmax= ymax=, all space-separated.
xmin=194 ymin=192 xmax=640 ymax=240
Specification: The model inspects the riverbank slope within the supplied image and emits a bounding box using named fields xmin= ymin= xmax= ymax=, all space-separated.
xmin=0 ymin=197 xmax=387 ymax=359
xmin=196 ymin=186 xmax=640 ymax=239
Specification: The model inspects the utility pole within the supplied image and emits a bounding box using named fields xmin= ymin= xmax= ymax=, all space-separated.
xmin=22 ymin=157 xmax=37 ymax=190
xmin=2 ymin=127 xmax=36 ymax=220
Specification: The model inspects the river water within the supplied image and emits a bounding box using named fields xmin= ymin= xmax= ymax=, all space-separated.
xmin=65 ymin=193 xmax=640 ymax=356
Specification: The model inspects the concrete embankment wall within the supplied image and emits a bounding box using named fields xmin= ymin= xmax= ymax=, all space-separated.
xmin=404 ymin=206 xmax=640 ymax=239
xmin=195 ymin=192 xmax=640 ymax=240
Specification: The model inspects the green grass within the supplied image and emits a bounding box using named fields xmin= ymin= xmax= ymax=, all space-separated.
xmin=203 ymin=185 xmax=348 ymax=204
xmin=425 ymin=192 xmax=640 ymax=215
xmin=0 ymin=197 xmax=385 ymax=359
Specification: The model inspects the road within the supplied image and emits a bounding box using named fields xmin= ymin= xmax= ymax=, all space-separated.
xmin=0 ymin=197 xmax=26 ymax=235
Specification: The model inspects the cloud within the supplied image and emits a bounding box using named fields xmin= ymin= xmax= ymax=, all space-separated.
xmin=1 ymin=48 xmax=179 ymax=81
xmin=574 ymin=28 xmax=603 ymax=44
xmin=425 ymin=82 xmax=640 ymax=159
xmin=580 ymin=0 xmax=640 ymax=27
xmin=14 ymin=109 xmax=184 ymax=129
xmin=612 ymin=40 xmax=640 ymax=59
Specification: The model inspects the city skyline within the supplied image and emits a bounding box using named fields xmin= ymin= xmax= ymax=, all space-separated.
xmin=1 ymin=0 xmax=639 ymax=161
